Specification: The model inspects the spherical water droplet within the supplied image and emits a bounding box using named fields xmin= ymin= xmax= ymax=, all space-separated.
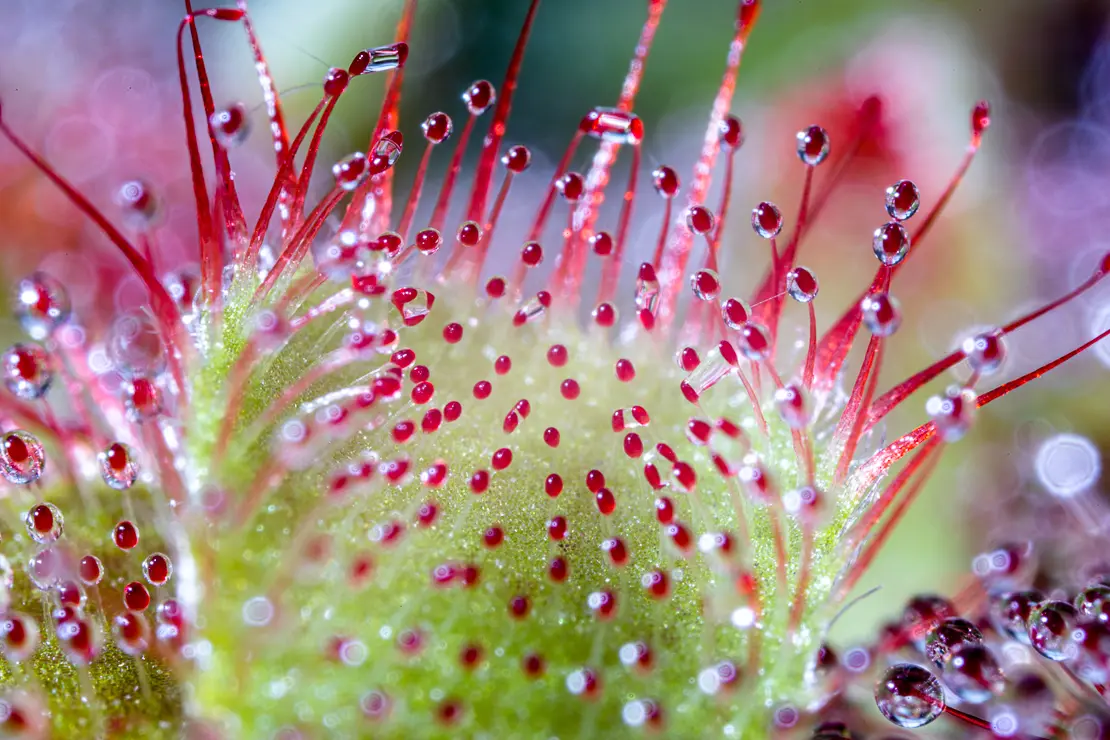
xmin=773 ymin=384 xmax=809 ymax=428
xmin=0 ymin=614 xmax=40 ymax=662
xmin=925 ymin=617 xmax=982 ymax=666
xmin=690 ymin=269 xmax=720 ymax=301
xmin=98 ymin=443 xmax=138 ymax=490
xmin=652 ymin=166 xmax=679 ymax=199
xmin=323 ymin=67 xmax=349 ymax=97
xmin=116 ymin=179 xmax=159 ymax=227
xmin=796 ymin=125 xmax=830 ymax=166
xmin=209 ymin=103 xmax=250 ymax=148
xmin=2 ymin=343 xmax=54 ymax=400
xmin=501 ymin=145 xmax=531 ymax=173
xmin=875 ymin=663 xmax=944 ymax=729
xmin=142 ymin=553 xmax=172 ymax=586
xmin=462 ymin=80 xmax=495 ymax=116
xmin=873 ymin=222 xmax=910 ymax=266
xmin=557 ymin=172 xmax=584 ymax=202
xmin=1076 ymin=585 xmax=1110 ymax=624
xmin=719 ymin=116 xmax=744 ymax=149
xmin=25 ymin=504 xmax=62 ymax=544
xmin=943 ymin=644 xmax=1004 ymax=703
xmin=751 ymin=201 xmax=782 ymax=238
xmin=123 ymin=378 xmax=163 ymax=422
xmin=736 ymin=322 xmax=770 ymax=361
xmin=1 ymin=431 xmax=44 ymax=485
xmin=14 ymin=273 xmax=70 ymax=340
xmin=421 ymin=112 xmax=453 ymax=144
xmin=1035 ymin=433 xmax=1100 ymax=499
xmin=786 ymin=266 xmax=819 ymax=303
xmin=720 ymin=297 xmax=750 ymax=329
xmin=962 ymin=330 xmax=1006 ymax=375
xmin=885 ymin=180 xmax=920 ymax=221
xmin=457 ymin=222 xmax=482 ymax=248
xmin=415 ymin=228 xmax=443 ymax=255
xmin=590 ymin=231 xmax=613 ymax=256
xmin=1028 ymin=600 xmax=1080 ymax=660
xmin=990 ymin=590 xmax=1042 ymax=644
xmin=685 ymin=206 xmax=714 ymax=235
xmin=861 ymin=293 xmax=901 ymax=337
xmin=79 ymin=555 xmax=103 ymax=586
xmin=926 ymin=386 xmax=977 ymax=442
xmin=108 ymin=311 xmax=165 ymax=378
xmin=333 ymin=152 xmax=369 ymax=191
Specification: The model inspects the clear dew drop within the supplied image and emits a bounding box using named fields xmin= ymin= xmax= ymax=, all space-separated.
xmin=924 ymin=617 xmax=983 ymax=666
xmin=786 ymin=266 xmax=819 ymax=303
xmin=634 ymin=263 xmax=661 ymax=314
xmin=942 ymin=643 xmax=1005 ymax=704
xmin=209 ymin=103 xmax=250 ymax=148
xmin=24 ymin=503 xmax=63 ymax=544
xmin=98 ymin=442 xmax=139 ymax=490
xmin=926 ymin=386 xmax=977 ymax=442
xmin=333 ymin=152 xmax=370 ymax=191
xmin=751 ymin=201 xmax=782 ymax=239
xmin=1027 ymin=600 xmax=1080 ymax=661
xmin=872 ymin=222 xmax=911 ymax=266
xmin=2 ymin=343 xmax=54 ymax=400
xmin=14 ymin=272 xmax=70 ymax=340
xmin=885 ymin=179 xmax=921 ymax=221
xmin=860 ymin=292 xmax=902 ymax=337
xmin=107 ymin=311 xmax=166 ymax=378
xmin=962 ymin=330 xmax=1006 ymax=375
xmin=689 ymin=269 xmax=720 ymax=301
xmin=875 ymin=663 xmax=944 ymax=729
xmin=0 ymin=431 xmax=45 ymax=485
xmin=796 ymin=125 xmax=830 ymax=166
xmin=142 ymin=553 xmax=173 ymax=586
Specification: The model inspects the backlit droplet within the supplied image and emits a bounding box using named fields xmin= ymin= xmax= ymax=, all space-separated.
xmin=652 ymin=166 xmax=679 ymax=198
xmin=861 ymin=293 xmax=902 ymax=337
xmin=943 ymin=643 xmax=1005 ymax=703
xmin=123 ymin=377 xmax=163 ymax=421
xmin=143 ymin=553 xmax=172 ymax=586
xmin=2 ymin=343 xmax=54 ymax=400
xmin=333 ymin=152 xmax=369 ymax=191
xmin=721 ymin=297 xmax=750 ymax=329
xmin=113 ymin=521 xmax=139 ymax=551
xmin=1027 ymin=601 xmax=1080 ymax=661
xmin=79 ymin=555 xmax=103 ymax=586
xmin=685 ymin=206 xmax=714 ymax=235
xmin=415 ymin=228 xmax=443 ymax=255
xmin=925 ymin=386 xmax=977 ymax=442
xmin=462 ymin=80 xmax=495 ymax=116
xmin=421 ymin=112 xmax=453 ymax=144
xmin=962 ymin=330 xmax=1006 ymax=375
xmin=115 ymin=178 xmax=160 ymax=228
xmin=885 ymin=180 xmax=920 ymax=221
xmin=924 ymin=617 xmax=983 ymax=666
xmin=25 ymin=504 xmax=63 ymax=544
xmin=108 ymin=312 xmax=165 ymax=378
xmin=209 ymin=103 xmax=249 ymax=148
xmin=873 ymin=222 xmax=911 ymax=266
xmin=796 ymin=125 xmax=830 ymax=166
xmin=1 ymin=431 xmax=44 ymax=485
xmin=786 ymin=266 xmax=818 ymax=303
xmin=875 ymin=663 xmax=944 ymax=729
xmin=457 ymin=222 xmax=482 ymax=248
xmin=557 ymin=172 xmax=584 ymax=202
xmin=751 ymin=201 xmax=782 ymax=238
xmin=719 ymin=115 xmax=744 ymax=149
xmin=690 ymin=269 xmax=720 ymax=301
xmin=590 ymin=231 xmax=613 ymax=256
xmin=14 ymin=272 xmax=70 ymax=340
xmin=501 ymin=145 xmax=531 ymax=173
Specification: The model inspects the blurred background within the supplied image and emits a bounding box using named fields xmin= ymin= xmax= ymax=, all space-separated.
xmin=1 ymin=0 xmax=1108 ymax=654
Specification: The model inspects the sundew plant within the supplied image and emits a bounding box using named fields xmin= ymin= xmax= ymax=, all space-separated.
xmin=0 ymin=0 xmax=1108 ymax=738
